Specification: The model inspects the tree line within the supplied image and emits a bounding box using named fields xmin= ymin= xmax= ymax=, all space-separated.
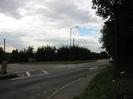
xmin=0 ymin=46 xmax=108 ymax=63
xmin=92 ymin=0 xmax=133 ymax=72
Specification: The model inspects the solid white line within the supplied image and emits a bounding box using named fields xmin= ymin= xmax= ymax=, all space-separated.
xmin=11 ymin=76 xmax=27 ymax=80
xmin=31 ymin=74 xmax=45 ymax=77
xmin=26 ymin=72 xmax=31 ymax=77
xmin=11 ymin=73 xmax=46 ymax=81
xmin=47 ymin=78 xmax=83 ymax=99
xmin=42 ymin=70 xmax=49 ymax=75
xmin=14 ymin=69 xmax=41 ymax=74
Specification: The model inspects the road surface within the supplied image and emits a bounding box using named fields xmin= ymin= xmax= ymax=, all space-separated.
xmin=0 ymin=60 xmax=109 ymax=99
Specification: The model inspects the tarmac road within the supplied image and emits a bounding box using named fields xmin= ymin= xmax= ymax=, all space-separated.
xmin=0 ymin=60 xmax=109 ymax=99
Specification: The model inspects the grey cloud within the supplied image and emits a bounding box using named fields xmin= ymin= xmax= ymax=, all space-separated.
xmin=0 ymin=32 xmax=27 ymax=49
xmin=0 ymin=0 xmax=28 ymax=18
xmin=31 ymin=0 xmax=98 ymax=28
xmin=0 ymin=0 xmax=99 ymax=25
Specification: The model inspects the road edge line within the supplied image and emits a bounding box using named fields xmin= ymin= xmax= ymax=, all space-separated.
xmin=47 ymin=78 xmax=84 ymax=99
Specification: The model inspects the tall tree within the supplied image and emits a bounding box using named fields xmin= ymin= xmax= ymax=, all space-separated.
xmin=11 ymin=49 xmax=19 ymax=62
xmin=93 ymin=0 xmax=133 ymax=71
xmin=26 ymin=46 xmax=34 ymax=59
xmin=35 ymin=46 xmax=56 ymax=61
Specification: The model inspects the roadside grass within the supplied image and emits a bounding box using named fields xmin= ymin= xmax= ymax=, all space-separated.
xmin=18 ymin=60 xmax=96 ymax=65
xmin=74 ymin=66 xmax=133 ymax=99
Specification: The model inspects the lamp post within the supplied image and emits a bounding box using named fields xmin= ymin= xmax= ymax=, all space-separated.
xmin=69 ymin=26 xmax=79 ymax=61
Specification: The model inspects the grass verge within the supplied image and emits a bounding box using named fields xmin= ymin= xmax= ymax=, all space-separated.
xmin=74 ymin=66 xmax=133 ymax=99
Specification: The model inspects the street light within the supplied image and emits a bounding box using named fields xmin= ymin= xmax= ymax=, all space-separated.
xmin=69 ymin=26 xmax=79 ymax=61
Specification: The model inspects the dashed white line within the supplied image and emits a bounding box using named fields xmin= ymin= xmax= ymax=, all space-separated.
xmin=26 ymin=72 xmax=31 ymax=77
xmin=42 ymin=70 xmax=49 ymax=75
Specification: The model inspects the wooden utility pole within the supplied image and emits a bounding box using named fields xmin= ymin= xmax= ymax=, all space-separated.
xmin=4 ymin=38 xmax=5 ymax=52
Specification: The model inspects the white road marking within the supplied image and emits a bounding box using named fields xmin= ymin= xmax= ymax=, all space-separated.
xmin=47 ymin=78 xmax=84 ymax=99
xmin=26 ymin=72 xmax=31 ymax=77
xmin=42 ymin=70 xmax=49 ymax=75
xmin=11 ymin=69 xmax=49 ymax=81
xmin=11 ymin=77 xmax=27 ymax=80
xmin=31 ymin=74 xmax=45 ymax=77
xmin=11 ymin=74 xmax=46 ymax=81
xmin=89 ymin=66 xmax=98 ymax=70
xmin=14 ymin=69 xmax=41 ymax=74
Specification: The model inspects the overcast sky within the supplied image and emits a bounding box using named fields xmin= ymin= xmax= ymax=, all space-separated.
xmin=0 ymin=0 xmax=104 ymax=52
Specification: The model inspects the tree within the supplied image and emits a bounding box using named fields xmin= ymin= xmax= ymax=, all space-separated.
xmin=35 ymin=47 xmax=45 ymax=61
xmin=100 ymin=21 xmax=114 ymax=55
xmin=43 ymin=46 xmax=56 ymax=61
xmin=92 ymin=0 xmax=122 ymax=20
xmin=57 ymin=46 xmax=93 ymax=61
xmin=71 ymin=46 xmax=91 ymax=60
xmin=93 ymin=0 xmax=125 ymax=63
xmin=35 ymin=46 xmax=56 ymax=61
xmin=19 ymin=49 xmax=28 ymax=62
xmin=92 ymin=0 xmax=121 ymax=55
xmin=26 ymin=46 xmax=34 ymax=61
xmin=4 ymin=46 xmax=108 ymax=63
xmin=57 ymin=46 xmax=69 ymax=61
xmin=93 ymin=0 xmax=133 ymax=71
xmin=92 ymin=0 xmax=115 ymax=59
xmin=11 ymin=49 xmax=19 ymax=62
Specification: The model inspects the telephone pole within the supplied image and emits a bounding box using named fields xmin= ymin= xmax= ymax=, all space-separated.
xmin=4 ymin=38 xmax=5 ymax=52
